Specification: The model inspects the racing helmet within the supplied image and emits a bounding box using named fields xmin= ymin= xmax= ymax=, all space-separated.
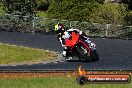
xmin=54 ymin=23 xmax=65 ymax=35
xmin=55 ymin=23 xmax=64 ymax=31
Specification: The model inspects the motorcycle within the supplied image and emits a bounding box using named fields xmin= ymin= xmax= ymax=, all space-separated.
xmin=65 ymin=31 xmax=99 ymax=61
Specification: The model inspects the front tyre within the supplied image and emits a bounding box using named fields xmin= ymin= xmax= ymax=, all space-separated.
xmin=75 ymin=43 xmax=91 ymax=61
xmin=90 ymin=50 xmax=99 ymax=62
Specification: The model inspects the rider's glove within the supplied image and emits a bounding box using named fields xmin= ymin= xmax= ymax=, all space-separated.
xmin=79 ymin=31 xmax=82 ymax=35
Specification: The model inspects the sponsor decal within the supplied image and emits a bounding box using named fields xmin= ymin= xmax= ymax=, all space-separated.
xmin=76 ymin=66 xmax=131 ymax=85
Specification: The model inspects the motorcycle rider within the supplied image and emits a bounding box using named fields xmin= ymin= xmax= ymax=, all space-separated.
xmin=54 ymin=23 xmax=91 ymax=60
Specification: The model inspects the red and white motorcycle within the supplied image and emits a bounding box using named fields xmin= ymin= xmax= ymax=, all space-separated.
xmin=64 ymin=31 xmax=99 ymax=61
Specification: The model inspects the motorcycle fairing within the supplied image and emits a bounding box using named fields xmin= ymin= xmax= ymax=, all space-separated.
xmin=65 ymin=32 xmax=79 ymax=48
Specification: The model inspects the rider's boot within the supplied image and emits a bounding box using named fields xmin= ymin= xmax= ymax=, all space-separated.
xmin=62 ymin=50 xmax=67 ymax=57
xmin=62 ymin=50 xmax=73 ymax=61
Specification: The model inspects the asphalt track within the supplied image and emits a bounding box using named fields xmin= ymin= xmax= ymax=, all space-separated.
xmin=0 ymin=31 xmax=132 ymax=71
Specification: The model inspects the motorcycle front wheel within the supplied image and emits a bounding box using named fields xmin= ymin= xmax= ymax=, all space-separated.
xmin=90 ymin=50 xmax=99 ymax=62
xmin=75 ymin=43 xmax=99 ymax=62
xmin=75 ymin=43 xmax=91 ymax=61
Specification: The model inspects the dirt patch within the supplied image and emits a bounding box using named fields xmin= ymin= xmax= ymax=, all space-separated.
xmin=0 ymin=71 xmax=132 ymax=80
xmin=0 ymin=72 xmax=76 ymax=80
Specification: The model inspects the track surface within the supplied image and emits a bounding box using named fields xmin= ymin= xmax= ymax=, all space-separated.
xmin=0 ymin=31 xmax=132 ymax=70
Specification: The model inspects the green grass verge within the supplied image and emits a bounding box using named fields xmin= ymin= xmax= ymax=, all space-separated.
xmin=36 ymin=11 xmax=48 ymax=18
xmin=0 ymin=44 xmax=57 ymax=65
xmin=0 ymin=76 xmax=131 ymax=88
xmin=0 ymin=7 xmax=5 ymax=16
xmin=0 ymin=7 xmax=48 ymax=18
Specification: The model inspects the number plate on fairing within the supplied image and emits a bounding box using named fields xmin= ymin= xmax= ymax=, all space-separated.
xmin=89 ymin=43 xmax=96 ymax=50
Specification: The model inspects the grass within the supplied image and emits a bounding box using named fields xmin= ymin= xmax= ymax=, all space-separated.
xmin=0 ymin=44 xmax=57 ymax=65
xmin=36 ymin=11 xmax=48 ymax=18
xmin=0 ymin=7 xmax=48 ymax=18
xmin=0 ymin=76 xmax=131 ymax=88
xmin=0 ymin=7 xmax=5 ymax=16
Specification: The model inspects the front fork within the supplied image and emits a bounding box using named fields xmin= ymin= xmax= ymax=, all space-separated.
xmin=84 ymin=39 xmax=96 ymax=50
